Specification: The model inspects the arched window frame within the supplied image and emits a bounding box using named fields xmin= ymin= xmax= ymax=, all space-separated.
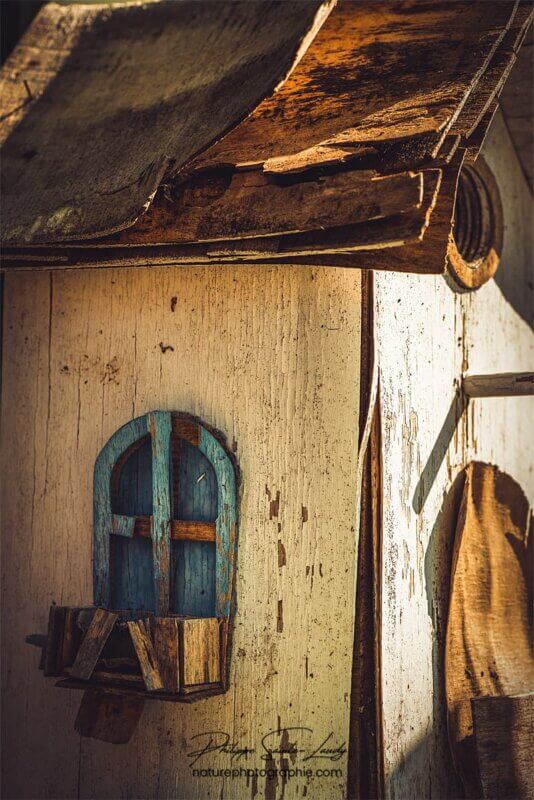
xmin=93 ymin=411 xmax=237 ymax=619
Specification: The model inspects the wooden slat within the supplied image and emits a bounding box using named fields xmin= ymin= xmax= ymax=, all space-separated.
xmin=59 ymin=607 xmax=82 ymax=671
xmin=75 ymin=689 xmax=145 ymax=744
xmin=127 ymin=620 xmax=164 ymax=693
xmin=152 ymin=617 xmax=180 ymax=693
xmin=462 ymin=371 xmax=534 ymax=398
xmin=198 ymin=425 xmax=238 ymax=619
xmin=133 ymin=517 xmax=216 ymax=542
xmin=71 ymin=608 xmax=118 ymax=681
xmin=43 ymin=606 xmax=67 ymax=677
xmin=94 ymin=415 xmax=149 ymax=608
xmin=179 ymin=618 xmax=220 ymax=687
xmin=472 ymin=693 xmax=534 ymax=800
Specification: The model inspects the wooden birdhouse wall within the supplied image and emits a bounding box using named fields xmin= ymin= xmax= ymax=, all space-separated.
xmin=1 ymin=265 xmax=362 ymax=799
xmin=375 ymin=112 xmax=533 ymax=799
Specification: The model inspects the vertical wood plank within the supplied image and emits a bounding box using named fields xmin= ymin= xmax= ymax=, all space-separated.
xmin=152 ymin=617 xmax=180 ymax=692
xmin=180 ymin=617 xmax=220 ymax=686
xmin=110 ymin=535 xmax=155 ymax=612
xmin=71 ymin=608 xmax=118 ymax=681
xmin=127 ymin=619 xmax=164 ymax=692
xmin=148 ymin=411 xmax=172 ymax=616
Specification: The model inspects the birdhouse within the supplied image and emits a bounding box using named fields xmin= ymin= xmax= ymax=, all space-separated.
xmin=1 ymin=2 xmax=532 ymax=799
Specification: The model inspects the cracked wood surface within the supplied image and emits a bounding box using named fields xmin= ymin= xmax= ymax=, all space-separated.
xmin=1 ymin=263 xmax=361 ymax=799
xmin=0 ymin=0 xmax=520 ymax=252
xmin=375 ymin=112 xmax=533 ymax=798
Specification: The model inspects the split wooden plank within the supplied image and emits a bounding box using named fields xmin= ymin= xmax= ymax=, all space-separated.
xmin=126 ymin=620 xmax=164 ymax=692
xmin=179 ymin=618 xmax=220 ymax=686
xmin=75 ymin=689 xmax=145 ymax=744
xmin=70 ymin=609 xmax=118 ymax=681
xmin=96 ymin=168 xmax=424 ymax=247
xmin=445 ymin=462 xmax=534 ymax=799
xmin=152 ymin=617 xmax=180 ymax=693
xmin=462 ymin=371 xmax=534 ymax=398
xmin=472 ymin=693 xmax=534 ymax=800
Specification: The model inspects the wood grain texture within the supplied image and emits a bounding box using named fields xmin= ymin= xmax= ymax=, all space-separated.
xmin=127 ymin=620 xmax=164 ymax=693
xmin=445 ymin=462 xmax=533 ymax=798
xmin=132 ymin=517 xmax=216 ymax=542
xmin=375 ymin=110 xmax=533 ymax=799
xmin=96 ymin=168 xmax=424 ymax=246
xmin=148 ymin=411 xmax=172 ymax=615
xmin=198 ymin=424 xmax=237 ymax=619
xmin=180 ymin=618 xmax=220 ymax=686
xmin=463 ymin=371 xmax=534 ymax=398
xmin=0 ymin=1 xmax=332 ymax=245
xmin=1 ymin=263 xmax=361 ymax=798
xmin=190 ymin=1 xmax=515 ymax=171
xmin=450 ymin=3 xmax=533 ymax=138
xmin=152 ymin=617 xmax=180 ymax=693
xmin=472 ymin=693 xmax=534 ymax=800
xmin=71 ymin=608 xmax=118 ymax=681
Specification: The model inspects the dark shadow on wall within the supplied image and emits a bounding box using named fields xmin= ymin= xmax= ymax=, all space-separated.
xmin=493 ymin=253 xmax=534 ymax=331
xmin=412 ymin=390 xmax=467 ymax=514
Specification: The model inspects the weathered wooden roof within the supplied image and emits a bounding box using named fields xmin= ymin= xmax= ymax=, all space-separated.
xmin=1 ymin=0 xmax=531 ymax=274
xmin=0 ymin=0 xmax=330 ymax=244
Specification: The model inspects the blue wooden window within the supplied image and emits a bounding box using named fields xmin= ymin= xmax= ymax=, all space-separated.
xmin=94 ymin=413 xmax=237 ymax=619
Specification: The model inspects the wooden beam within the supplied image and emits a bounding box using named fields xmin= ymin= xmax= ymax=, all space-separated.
xmin=70 ymin=609 xmax=117 ymax=681
xmin=463 ymin=372 xmax=534 ymax=398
